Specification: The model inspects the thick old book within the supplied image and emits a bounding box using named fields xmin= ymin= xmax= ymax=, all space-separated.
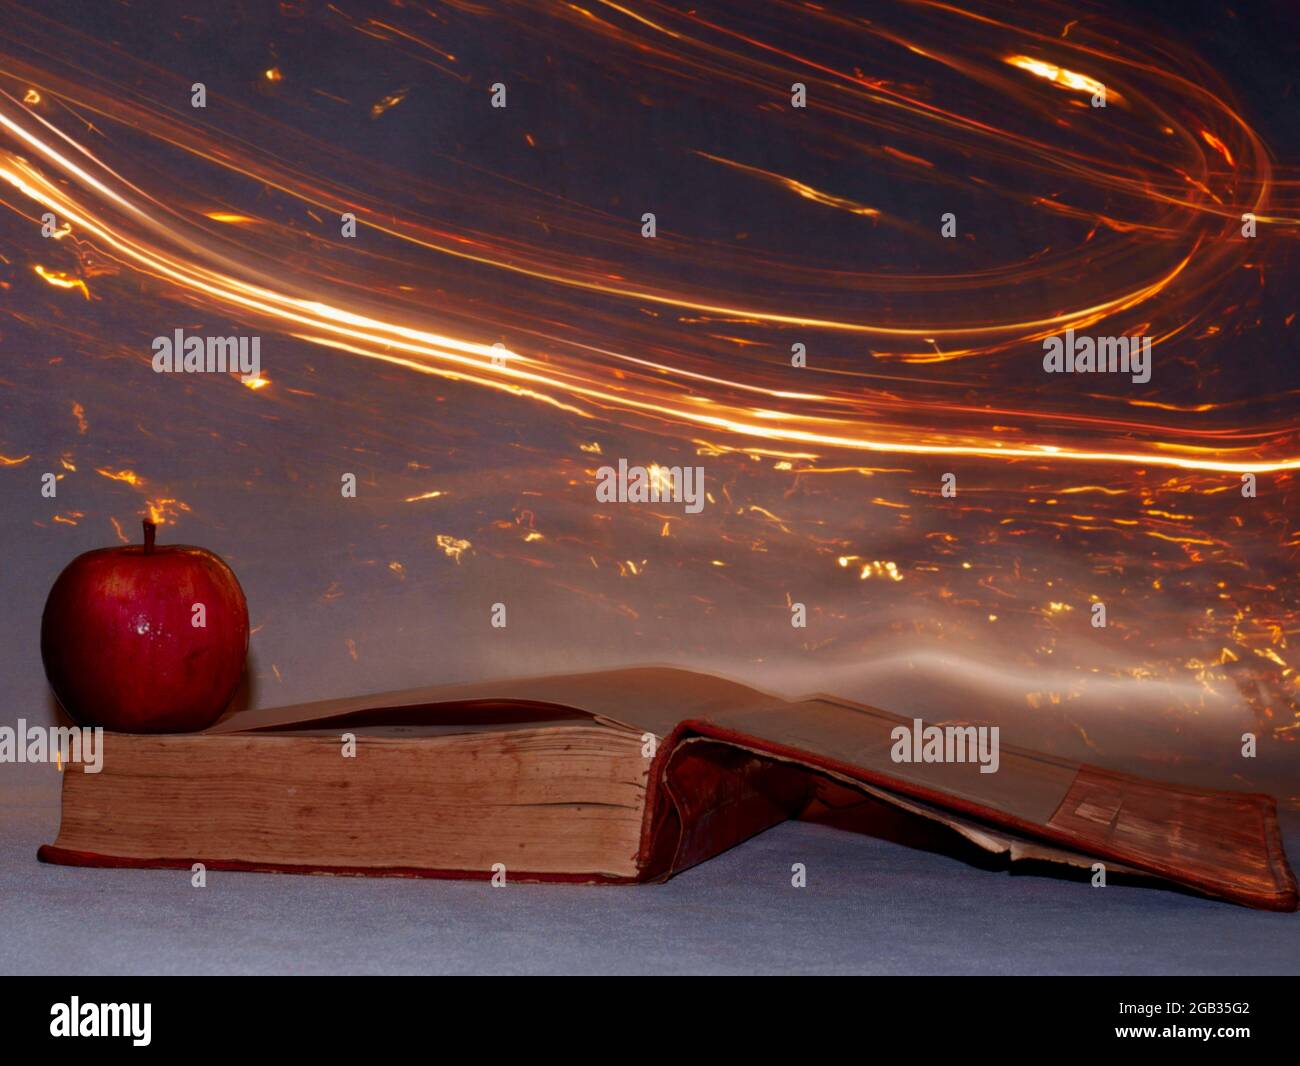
xmin=39 ymin=667 xmax=1298 ymax=910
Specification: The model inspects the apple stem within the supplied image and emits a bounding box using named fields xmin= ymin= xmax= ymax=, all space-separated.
xmin=143 ymin=519 xmax=156 ymax=554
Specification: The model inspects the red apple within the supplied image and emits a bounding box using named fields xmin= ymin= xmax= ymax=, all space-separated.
xmin=41 ymin=520 xmax=249 ymax=732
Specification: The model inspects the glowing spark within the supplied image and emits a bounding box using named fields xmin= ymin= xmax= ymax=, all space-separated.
xmin=404 ymin=490 xmax=445 ymax=502
xmin=435 ymin=534 xmax=471 ymax=562
xmin=1005 ymin=55 xmax=1113 ymax=100
xmin=592 ymin=0 xmax=680 ymax=36
xmin=96 ymin=467 xmax=143 ymax=486
xmin=1200 ymin=130 xmax=1235 ymax=167
xmin=859 ymin=560 xmax=903 ymax=581
xmin=370 ymin=87 xmax=409 ymax=118
xmin=33 ymin=265 xmax=89 ymax=298
xmin=1059 ymin=486 xmax=1126 ymax=495
xmin=145 ymin=498 xmax=191 ymax=524
xmin=695 ymin=153 xmax=880 ymax=218
xmin=647 ymin=464 xmax=675 ymax=495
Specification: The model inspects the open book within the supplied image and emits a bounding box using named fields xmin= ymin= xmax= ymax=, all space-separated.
xmin=39 ymin=667 xmax=1298 ymax=910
